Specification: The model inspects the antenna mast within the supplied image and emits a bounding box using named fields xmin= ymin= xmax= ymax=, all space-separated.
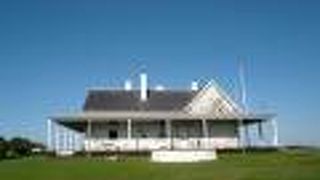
xmin=239 ymin=59 xmax=247 ymax=113
xmin=239 ymin=58 xmax=249 ymax=152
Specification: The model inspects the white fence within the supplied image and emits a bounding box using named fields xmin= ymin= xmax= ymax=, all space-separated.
xmin=83 ymin=137 xmax=238 ymax=152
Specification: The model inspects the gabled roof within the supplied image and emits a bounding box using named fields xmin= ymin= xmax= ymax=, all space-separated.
xmin=83 ymin=89 xmax=196 ymax=111
xmin=184 ymin=80 xmax=244 ymax=117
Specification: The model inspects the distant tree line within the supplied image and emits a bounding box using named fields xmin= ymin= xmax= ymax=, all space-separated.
xmin=0 ymin=136 xmax=45 ymax=160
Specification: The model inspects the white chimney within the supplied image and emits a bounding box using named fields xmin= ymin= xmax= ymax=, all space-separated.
xmin=140 ymin=73 xmax=148 ymax=101
xmin=124 ymin=80 xmax=132 ymax=91
xmin=191 ymin=81 xmax=198 ymax=91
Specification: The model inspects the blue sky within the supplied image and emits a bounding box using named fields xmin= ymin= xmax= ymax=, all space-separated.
xmin=0 ymin=0 xmax=319 ymax=145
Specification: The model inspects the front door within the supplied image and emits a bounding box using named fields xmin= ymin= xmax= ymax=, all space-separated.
xmin=109 ymin=130 xmax=118 ymax=139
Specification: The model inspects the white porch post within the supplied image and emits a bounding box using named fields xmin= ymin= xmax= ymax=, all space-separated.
xmin=237 ymin=120 xmax=242 ymax=148
xmin=74 ymin=132 xmax=80 ymax=152
xmin=47 ymin=119 xmax=52 ymax=151
xmin=166 ymin=119 xmax=172 ymax=150
xmin=202 ymin=119 xmax=208 ymax=149
xmin=244 ymin=124 xmax=250 ymax=147
xmin=63 ymin=127 xmax=68 ymax=151
xmin=238 ymin=119 xmax=246 ymax=153
xmin=202 ymin=119 xmax=208 ymax=138
xmin=55 ymin=122 xmax=60 ymax=153
xmin=257 ymin=121 xmax=264 ymax=146
xmin=127 ymin=119 xmax=132 ymax=139
xmin=271 ymin=119 xmax=279 ymax=147
xmin=87 ymin=119 xmax=92 ymax=155
xmin=68 ymin=129 xmax=73 ymax=151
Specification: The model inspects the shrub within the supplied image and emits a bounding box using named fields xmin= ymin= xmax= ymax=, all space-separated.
xmin=0 ymin=137 xmax=8 ymax=159
xmin=8 ymin=137 xmax=34 ymax=158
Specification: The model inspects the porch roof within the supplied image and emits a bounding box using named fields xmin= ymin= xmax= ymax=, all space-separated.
xmin=50 ymin=110 xmax=274 ymax=124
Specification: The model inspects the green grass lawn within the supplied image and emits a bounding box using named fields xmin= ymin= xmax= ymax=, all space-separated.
xmin=1 ymin=150 xmax=320 ymax=180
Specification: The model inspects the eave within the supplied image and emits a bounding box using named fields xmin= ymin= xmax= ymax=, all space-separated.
xmin=50 ymin=110 xmax=275 ymax=123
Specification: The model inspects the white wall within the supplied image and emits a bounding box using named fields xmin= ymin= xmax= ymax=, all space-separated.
xmin=208 ymin=122 xmax=237 ymax=138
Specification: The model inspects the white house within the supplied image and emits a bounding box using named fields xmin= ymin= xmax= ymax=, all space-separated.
xmin=47 ymin=73 xmax=278 ymax=155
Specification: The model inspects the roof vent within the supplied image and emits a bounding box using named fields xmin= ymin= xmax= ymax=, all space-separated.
xmin=124 ymin=80 xmax=132 ymax=91
xmin=191 ymin=81 xmax=198 ymax=91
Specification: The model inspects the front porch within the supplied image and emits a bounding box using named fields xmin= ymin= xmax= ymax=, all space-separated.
xmin=47 ymin=111 xmax=278 ymax=154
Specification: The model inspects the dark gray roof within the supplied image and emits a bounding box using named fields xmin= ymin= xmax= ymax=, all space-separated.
xmin=83 ymin=90 xmax=196 ymax=111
